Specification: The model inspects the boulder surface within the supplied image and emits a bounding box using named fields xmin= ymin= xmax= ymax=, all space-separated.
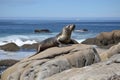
xmin=45 ymin=54 xmax=120 ymax=80
xmin=1 ymin=44 xmax=101 ymax=80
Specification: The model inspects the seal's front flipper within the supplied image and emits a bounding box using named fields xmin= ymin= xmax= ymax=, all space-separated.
xmin=70 ymin=39 xmax=79 ymax=44
xmin=37 ymin=44 xmax=41 ymax=53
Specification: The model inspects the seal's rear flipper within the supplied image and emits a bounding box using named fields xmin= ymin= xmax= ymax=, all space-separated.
xmin=59 ymin=44 xmax=73 ymax=47
xmin=28 ymin=45 xmax=42 ymax=58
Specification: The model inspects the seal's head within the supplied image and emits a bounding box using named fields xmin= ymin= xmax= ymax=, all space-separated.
xmin=64 ymin=24 xmax=75 ymax=31
xmin=67 ymin=24 xmax=75 ymax=31
xmin=62 ymin=24 xmax=75 ymax=36
xmin=57 ymin=24 xmax=76 ymax=43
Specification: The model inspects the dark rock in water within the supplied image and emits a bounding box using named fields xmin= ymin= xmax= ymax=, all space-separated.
xmin=0 ymin=59 xmax=19 ymax=67
xmin=0 ymin=43 xmax=20 ymax=51
xmin=34 ymin=29 xmax=51 ymax=33
xmin=74 ymin=29 xmax=88 ymax=32
xmin=0 ymin=59 xmax=19 ymax=79
xmin=82 ymin=30 xmax=120 ymax=49
xmin=21 ymin=43 xmax=39 ymax=50
xmin=83 ymin=29 xmax=88 ymax=31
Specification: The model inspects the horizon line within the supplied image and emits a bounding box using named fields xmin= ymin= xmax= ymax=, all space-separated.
xmin=0 ymin=17 xmax=120 ymax=20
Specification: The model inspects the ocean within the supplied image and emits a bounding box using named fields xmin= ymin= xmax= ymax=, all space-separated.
xmin=0 ymin=20 xmax=120 ymax=60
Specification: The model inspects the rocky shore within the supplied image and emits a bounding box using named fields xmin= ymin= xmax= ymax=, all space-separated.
xmin=0 ymin=59 xmax=19 ymax=79
xmin=82 ymin=30 xmax=120 ymax=49
xmin=0 ymin=30 xmax=120 ymax=80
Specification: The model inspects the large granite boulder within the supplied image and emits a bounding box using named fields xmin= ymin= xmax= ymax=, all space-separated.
xmin=0 ymin=43 xmax=20 ymax=51
xmin=45 ymin=54 xmax=120 ymax=80
xmin=82 ymin=30 xmax=120 ymax=48
xmin=44 ymin=43 xmax=120 ymax=80
xmin=1 ymin=44 xmax=101 ymax=80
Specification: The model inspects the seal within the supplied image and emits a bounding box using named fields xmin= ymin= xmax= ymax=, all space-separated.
xmin=56 ymin=24 xmax=78 ymax=45
xmin=33 ymin=24 xmax=79 ymax=56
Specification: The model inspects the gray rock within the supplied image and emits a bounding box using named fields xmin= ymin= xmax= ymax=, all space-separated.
xmin=2 ymin=42 xmax=120 ymax=80
xmin=0 ymin=43 xmax=20 ymax=51
xmin=1 ymin=44 xmax=100 ymax=80
xmin=34 ymin=29 xmax=51 ymax=33
xmin=99 ymin=42 xmax=120 ymax=61
xmin=21 ymin=43 xmax=39 ymax=50
xmin=0 ymin=59 xmax=19 ymax=80
xmin=82 ymin=30 xmax=120 ymax=49
xmin=45 ymin=54 xmax=120 ymax=80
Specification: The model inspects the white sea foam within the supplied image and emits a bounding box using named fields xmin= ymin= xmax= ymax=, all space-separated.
xmin=77 ymin=39 xmax=86 ymax=43
xmin=0 ymin=33 xmax=59 ymax=46
xmin=11 ymin=39 xmax=37 ymax=46
xmin=0 ymin=35 xmax=38 ymax=46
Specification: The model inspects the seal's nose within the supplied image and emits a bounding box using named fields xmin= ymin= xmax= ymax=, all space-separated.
xmin=70 ymin=24 xmax=75 ymax=31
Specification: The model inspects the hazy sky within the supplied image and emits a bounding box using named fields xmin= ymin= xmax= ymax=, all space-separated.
xmin=0 ymin=0 xmax=120 ymax=19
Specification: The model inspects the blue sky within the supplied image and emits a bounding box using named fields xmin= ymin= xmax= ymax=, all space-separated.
xmin=0 ymin=0 xmax=120 ymax=19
